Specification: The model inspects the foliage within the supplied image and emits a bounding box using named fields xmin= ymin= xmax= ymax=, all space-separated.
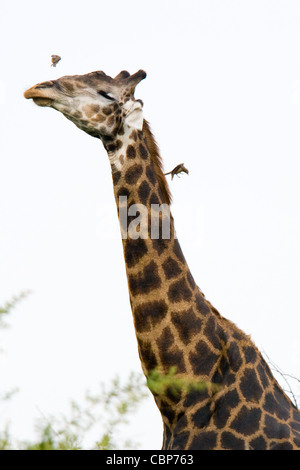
xmin=0 ymin=292 xmax=32 ymax=449
xmin=264 ymin=352 xmax=300 ymax=409
xmin=22 ymin=372 xmax=149 ymax=450
xmin=0 ymin=291 xmax=30 ymax=328
xmin=147 ymin=366 xmax=220 ymax=398
xmin=21 ymin=367 xmax=219 ymax=450
xmin=0 ymin=294 xmax=149 ymax=450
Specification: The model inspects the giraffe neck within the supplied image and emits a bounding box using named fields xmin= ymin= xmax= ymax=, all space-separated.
xmin=106 ymin=120 xmax=212 ymax=379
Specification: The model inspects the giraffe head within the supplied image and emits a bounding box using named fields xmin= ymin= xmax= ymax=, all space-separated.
xmin=24 ymin=70 xmax=146 ymax=140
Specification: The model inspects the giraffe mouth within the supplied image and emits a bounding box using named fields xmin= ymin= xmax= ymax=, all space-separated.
xmin=32 ymin=97 xmax=54 ymax=107
xmin=24 ymin=86 xmax=55 ymax=107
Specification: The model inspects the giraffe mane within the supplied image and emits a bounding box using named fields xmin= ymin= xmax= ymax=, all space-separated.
xmin=142 ymin=119 xmax=172 ymax=205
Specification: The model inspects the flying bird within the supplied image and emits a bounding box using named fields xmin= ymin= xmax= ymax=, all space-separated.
xmin=51 ymin=55 xmax=61 ymax=67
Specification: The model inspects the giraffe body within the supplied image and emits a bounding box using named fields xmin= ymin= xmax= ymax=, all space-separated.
xmin=24 ymin=70 xmax=300 ymax=450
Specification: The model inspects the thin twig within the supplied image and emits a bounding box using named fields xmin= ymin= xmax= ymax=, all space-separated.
xmin=263 ymin=351 xmax=299 ymax=409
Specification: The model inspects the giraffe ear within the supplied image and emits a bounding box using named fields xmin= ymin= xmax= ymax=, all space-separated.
xmin=123 ymin=100 xmax=144 ymax=130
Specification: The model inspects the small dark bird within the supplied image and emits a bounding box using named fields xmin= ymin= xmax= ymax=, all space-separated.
xmin=51 ymin=55 xmax=61 ymax=67
xmin=164 ymin=163 xmax=189 ymax=180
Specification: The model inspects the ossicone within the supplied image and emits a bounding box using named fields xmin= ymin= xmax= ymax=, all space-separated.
xmin=114 ymin=70 xmax=147 ymax=90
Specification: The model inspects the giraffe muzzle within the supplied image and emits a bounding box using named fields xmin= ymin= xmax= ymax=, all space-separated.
xmin=24 ymin=84 xmax=55 ymax=107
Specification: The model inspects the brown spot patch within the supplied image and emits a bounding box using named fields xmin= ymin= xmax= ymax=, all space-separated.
xmin=171 ymin=308 xmax=202 ymax=345
xmin=102 ymin=106 xmax=113 ymax=115
xmin=134 ymin=300 xmax=168 ymax=333
xmin=189 ymin=340 xmax=219 ymax=376
xmin=227 ymin=341 xmax=243 ymax=372
xmin=243 ymin=346 xmax=257 ymax=364
xmin=203 ymin=316 xmax=221 ymax=350
xmin=106 ymin=140 xmax=123 ymax=153
xmin=240 ymin=368 xmax=263 ymax=402
xmin=192 ymin=402 xmax=213 ymax=428
xmin=92 ymin=113 xmax=106 ymax=123
xmin=126 ymin=145 xmax=136 ymax=159
xmin=168 ymin=277 xmax=192 ymax=303
xmin=190 ymin=431 xmax=217 ymax=450
xmin=63 ymin=82 xmax=75 ymax=92
xmin=221 ymin=432 xmax=245 ymax=450
xmin=73 ymin=111 xmax=83 ymax=118
xmin=128 ymin=260 xmax=161 ymax=296
xmin=82 ymin=104 xmax=99 ymax=118
xmin=130 ymin=130 xmax=138 ymax=141
xmin=231 ymin=406 xmax=261 ymax=436
xmin=107 ymin=115 xmax=115 ymax=127
xmin=213 ymin=389 xmax=240 ymax=428
xmin=91 ymin=104 xmax=100 ymax=114
xmin=186 ymin=271 xmax=196 ymax=289
xmin=249 ymin=436 xmax=267 ymax=450
xmin=125 ymin=164 xmax=143 ymax=185
xmin=195 ymin=292 xmax=211 ymax=316
xmin=157 ymin=327 xmax=185 ymax=373
xmin=124 ymin=238 xmax=147 ymax=268
xmin=112 ymin=171 xmax=121 ymax=185
xmin=117 ymin=186 xmax=130 ymax=199
xmin=138 ymin=339 xmax=158 ymax=372
xmin=139 ymin=143 xmax=148 ymax=159
xmin=138 ymin=180 xmax=151 ymax=204
xmin=146 ymin=165 xmax=157 ymax=186
xmin=152 ymin=238 xmax=170 ymax=255
xmin=149 ymin=192 xmax=160 ymax=206
xmin=162 ymin=257 xmax=182 ymax=280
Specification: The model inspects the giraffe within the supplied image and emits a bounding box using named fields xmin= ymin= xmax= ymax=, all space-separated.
xmin=24 ymin=70 xmax=300 ymax=450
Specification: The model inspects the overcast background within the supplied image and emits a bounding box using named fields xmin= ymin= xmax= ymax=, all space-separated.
xmin=0 ymin=0 xmax=300 ymax=449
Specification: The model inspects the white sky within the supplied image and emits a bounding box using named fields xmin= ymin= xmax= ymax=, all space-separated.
xmin=0 ymin=0 xmax=300 ymax=449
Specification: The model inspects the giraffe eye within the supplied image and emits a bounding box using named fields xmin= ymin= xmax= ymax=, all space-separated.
xmin=97 ymin=90 xmax=115 ymax=101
